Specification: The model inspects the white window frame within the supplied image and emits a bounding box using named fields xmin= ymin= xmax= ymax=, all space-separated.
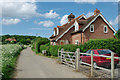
xmin=104 ymin=25 xmax=108 ymax=33
xmin=90 ymin=24 xmax=94 ymax=32
xmin=54 ymin=30 xmax=55 ymax=36
xmin=75 ymin=20 xmax=79 ymax=31
xmin=57 ymin=28 xmax=59 ymax=35
xmin=75 ymin=40 xmax=79 ymax=45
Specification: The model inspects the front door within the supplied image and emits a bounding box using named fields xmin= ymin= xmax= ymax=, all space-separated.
xmin=60 ymin=40 xmax=64 ymax=45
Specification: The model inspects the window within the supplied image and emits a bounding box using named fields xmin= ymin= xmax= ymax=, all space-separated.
xmin=104 ymin=25 xmax=108 ymax=33
xmin=75 ymin=40 xmax=79 ymax=45
xmin=97 ymin=50 xmax=112 ymax=55
xmin=66 ymin=40 xmax=69 ymax=44
xmin=53 ymin=42 xmax=56 ymax=45
xmin=75 ymin=20 xmax=79 ymax=31
xmin=90 ymin=24 xmax=94 ymax=32
xmin=57 ymin=28 xmax=59 ymax=35
xmin=54 ymin=30 xmax=55 ymax=36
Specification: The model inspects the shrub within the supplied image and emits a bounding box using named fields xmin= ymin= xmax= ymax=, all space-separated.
xmin=1 ymin=44 xmax=22 ymax=79
xmin=40 ymin=39 xmax=120 ymax=57
xmin=32 ymin=38 xmax=50 ymax=53
xmin=78 ymin=39 xmax=120 ymax=56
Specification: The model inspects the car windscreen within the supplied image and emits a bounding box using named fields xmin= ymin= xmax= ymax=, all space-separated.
xmin=97 ymin=50 xmax=112 ymax=55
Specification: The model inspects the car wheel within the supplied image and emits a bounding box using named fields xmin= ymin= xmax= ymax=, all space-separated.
xmin=93 ymin=62 xmax=98 ymax=69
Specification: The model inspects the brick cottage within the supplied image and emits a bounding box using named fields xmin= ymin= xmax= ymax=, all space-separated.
xmin=49 ymin=9 xmax=116 ymax=45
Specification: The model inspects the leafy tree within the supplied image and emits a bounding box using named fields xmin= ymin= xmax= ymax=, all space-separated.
xmin=1 ymin=35 xmax=37 ymax=45
xmin=115 ymin=29 xmax=120 ymax=39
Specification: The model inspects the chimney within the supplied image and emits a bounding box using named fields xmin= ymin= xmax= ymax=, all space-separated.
xmin=68 ymin=13 xmax=75 ymax=22
xmin=94 ymin=8 xmax=100 ymax=15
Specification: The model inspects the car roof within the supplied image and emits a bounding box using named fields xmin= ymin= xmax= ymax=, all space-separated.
xmin=89 ymin=49 xmax=109 ymax=51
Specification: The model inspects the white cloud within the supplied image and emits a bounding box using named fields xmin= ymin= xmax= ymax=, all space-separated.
xmin=41 ymin=10 xmax=59 ymax=18
xmin=109 ymin=15 xmax=119 ymax=26
xmin=86 ymin=12 xmax=94 ymax=17
xmin=2 ymin=18 xmax=21 ymax=25
xmin=74 ymin=0 xmax=118 ymax=4
xmin=74 ymin=0 xmax=97 ymax=4
xmin=60 ymin=15 xmax=69 ymax=25
xmin=38 ymin=20 xmax=54 ymax=27
xmin=2 ymin=0 xmax=36 ymax=2
xmin=1 ymin=1 xmax=60 ymax=19
xmin=1 ymin=1 xmax=39 ymax=18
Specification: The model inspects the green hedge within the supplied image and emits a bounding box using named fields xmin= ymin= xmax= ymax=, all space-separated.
xmin=31 ymin=37 xmax=50 ymax=53
xmin=40 ymin=44 xmax=78 ymax=57
xmin=40 ymin=39 xmax=120 ymax=57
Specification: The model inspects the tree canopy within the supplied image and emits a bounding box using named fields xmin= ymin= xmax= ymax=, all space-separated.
xmin=115 ymin=29 xmax=120 ymax=39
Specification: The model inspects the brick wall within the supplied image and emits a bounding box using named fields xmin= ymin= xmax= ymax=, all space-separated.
xmin=56 ymin=26 xmax=75 ymax=45
xmin=72 ymin=16 xmax=114 ymax=45
xmin=84 ymin=16 xmax=114 ymax=39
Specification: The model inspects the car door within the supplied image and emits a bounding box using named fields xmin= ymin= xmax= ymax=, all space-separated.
xmin=86 ymin=50 xmax=91 ymax=64
xmin=88 ymin=50 xmax=96 ymax=64
xmin=82 ymin=50 xmax=90 ymax=63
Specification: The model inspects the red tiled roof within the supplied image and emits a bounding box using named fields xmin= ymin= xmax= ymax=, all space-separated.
xmin=5 ymin=38 xmax=16 ymax=42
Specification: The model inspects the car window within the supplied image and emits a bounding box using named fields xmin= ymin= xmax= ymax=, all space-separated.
xmin=90 ymin=50 xmax=94 ymax=54
xmin=86 ymin=50 xmax=90 ymax=53
xmin=85 ymin=50 xmax=91 ymax=56
xmin=97 ymin=50 xmax=111 ymax=55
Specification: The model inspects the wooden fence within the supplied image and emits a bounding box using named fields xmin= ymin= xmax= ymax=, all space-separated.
xmin=58 ymin=48 xmax=120 ymax=78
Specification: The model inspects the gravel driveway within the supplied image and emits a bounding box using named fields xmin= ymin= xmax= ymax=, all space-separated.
xmin=14 ymin=47 xmax=87 ymax=78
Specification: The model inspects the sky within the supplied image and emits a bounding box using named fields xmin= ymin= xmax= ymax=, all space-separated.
xmin=1 ymin=0 xmax=119 ymax=38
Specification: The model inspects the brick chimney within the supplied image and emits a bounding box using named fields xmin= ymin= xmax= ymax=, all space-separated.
xmin=94 ymin=8 xmax=100 ymax=15
xmin=68 ymin=13 xmax=75 ymax=22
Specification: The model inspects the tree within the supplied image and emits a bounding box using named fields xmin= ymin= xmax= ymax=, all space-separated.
xmin=115 ymin=29 xmax=120 ymax=39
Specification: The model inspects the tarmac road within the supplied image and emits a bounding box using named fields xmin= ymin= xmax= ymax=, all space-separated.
xmin=14 ymin=47 xmax=87 ymax=78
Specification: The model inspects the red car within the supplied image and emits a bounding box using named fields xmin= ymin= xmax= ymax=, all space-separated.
xmin=80 ymin=49 xmax=119 ymax=69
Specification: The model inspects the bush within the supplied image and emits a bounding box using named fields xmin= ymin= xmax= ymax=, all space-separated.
xmin=1 ymin=44 xmax=22 ymax=79
xmin=79 ymin=39 xmax=120 ymax=56
xmin=32 ymin=38 xmax=50 ymax=53
xmin=40 ymin=39 xmax=120 ymax=57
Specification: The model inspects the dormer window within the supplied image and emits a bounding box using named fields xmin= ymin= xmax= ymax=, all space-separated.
xmin=54 ymin=30 xmax=55 ymax=36
xmin=90 ymin=24 xmax=94 ymax=32
xmin=104 ymin=25 xmax=108 ymax=33
xmin=75 ymin=20 xmax=79 ymax=31
xmin=57 ymin=28 xmax=59 ymax=35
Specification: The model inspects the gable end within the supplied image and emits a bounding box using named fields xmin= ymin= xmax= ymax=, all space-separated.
xmin=82 ymin=14 xmax=116 ymax=33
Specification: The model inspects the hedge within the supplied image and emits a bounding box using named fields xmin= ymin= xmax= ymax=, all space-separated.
xmin=40 ymin=39 xmax=120 ymax=57
xmin=31 ymin=37 xmax=50 ymax=53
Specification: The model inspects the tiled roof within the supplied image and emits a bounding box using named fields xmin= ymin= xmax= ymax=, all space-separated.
xmin=5 ymin=38 xmax=16 ymax=41
xmin=50 ymin=19 xmax=75 ymax=40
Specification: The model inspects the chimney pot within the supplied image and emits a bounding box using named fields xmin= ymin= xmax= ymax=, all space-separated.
xmin=94 ymin=8 xmax=100 ymax=15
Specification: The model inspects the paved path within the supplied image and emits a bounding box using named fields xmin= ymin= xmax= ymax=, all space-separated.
xmin=14 ymin=47 xmax=87 ymax=78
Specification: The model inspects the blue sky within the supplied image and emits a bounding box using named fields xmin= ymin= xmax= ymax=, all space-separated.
xmin=1 ymin=2 xmax=118 ymax=38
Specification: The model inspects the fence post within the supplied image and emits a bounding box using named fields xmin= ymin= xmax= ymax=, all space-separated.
xmin=91 ymin=51 xmax=94 ymax=77
xmin=111 ymin=52 xmax=114 ymax=79
xmin=58 ymin=49 xmax=60 ymax=62
xmin=61 ymin=48 xmax=64 ymax=63
xmin=75 ymin=48 xmax=80 ymax=71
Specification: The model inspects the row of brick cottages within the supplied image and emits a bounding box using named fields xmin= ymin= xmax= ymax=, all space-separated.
xmin=49 ymin=9 xmax=116 ymax=45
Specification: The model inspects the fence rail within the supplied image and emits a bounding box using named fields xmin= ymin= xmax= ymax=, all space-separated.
xmin=58 ymin=48 xmax=120 ymax=78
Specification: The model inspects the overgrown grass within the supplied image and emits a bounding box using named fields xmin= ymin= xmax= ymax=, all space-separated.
xmin=1 ymin=44 xmax=22 ymax=79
